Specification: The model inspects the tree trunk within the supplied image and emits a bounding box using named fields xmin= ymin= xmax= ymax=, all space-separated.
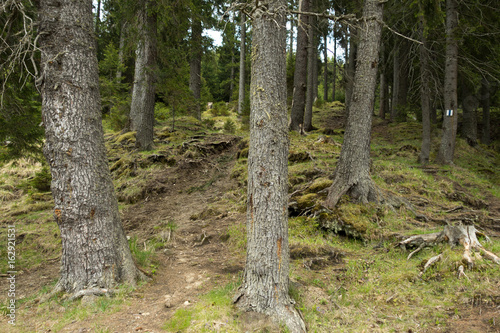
xmin=323 ymin=33 xmax=328 ymax=102
xmin=332 ymin=28 xmax=337 ymax=101
xmin=234 ymin=1 xmax=305 ymax=331
xmin=39 ymin=0 xmax=145 ymax=294
xmin=189 ymin=18 xmax=202 ymax=120
xmin=418 ymin=15 xmax=431 ymax=164
xmin=288 ymin=17 xmax=294 ymax=64
xmin=238 ymin=13 xmax=246 ymax=116
xmin=289 ymin=0 xmax=310 ymax=131
xmin=436 ymin=0 xmax=459 ymax=164
xmin=345 ymin=28 xmax=357 ymax=116
xmin=378 ymin=43 xmax=386 ymax=119
xmin=324 ymin=0 xmax=384 ymax=209
xmin=304 ymin=15 xmax=315 ymax=131
xmin=130 ymin=0 xmax=157 ymax=150
xmin=480 ymin=77 xmax=490 ymax=145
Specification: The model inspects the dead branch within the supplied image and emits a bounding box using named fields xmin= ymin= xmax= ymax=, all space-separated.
xmin=419 ymin=253 xmax=442 ymax=277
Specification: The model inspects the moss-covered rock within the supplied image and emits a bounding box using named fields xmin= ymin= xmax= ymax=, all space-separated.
xmin=307 ymin=177 xmax=332 ymax=193
xmin=296 ymin=193 xmax=318 ymax=210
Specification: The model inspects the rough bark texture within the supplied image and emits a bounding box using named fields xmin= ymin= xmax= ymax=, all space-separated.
xmin=289 ymin=0 xmax=309 ymax=131
xmin=418 ymin=17 xmax=431 ymax=164
xmin=324 ymin=0 xmax=384 ymax=209
xmin=436 ymin=0 xmax=459 ymax=164
xmin=304 ymin=15 xmax=315 ymax=132
xmin=238 ymin=13 xmax=246 ymax=116
xmin=480 ymin=77 xmax=490 ymax=145
xmin=130 ymin=0 xmax=157 ymax=150
xmin=234 ymin=1 xmax=305 ymax=331
xmin=345 ymin=28 xmax=357 ymax=117
xmin=189 ymin=18 xmax=202 ymax=120
xmin=39 ymin=0 xmax=144 ymax=294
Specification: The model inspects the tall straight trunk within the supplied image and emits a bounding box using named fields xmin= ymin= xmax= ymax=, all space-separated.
xmin=378 ymin=43 xmax=386 ymax=118
xmin=436 ymin=0 xmax=459 ymax=164
xmin=238 ymin=13 xmax=246 ymax=116
xmin=418 ymin=16 xmax=431 ymax=164
xmin=323 ymin=33 xmax=328 ymax=102
xmin=397 ymin=40 xmax=409 ymax=121
xmin=95 ymin=0 xmax=101 ymax=34
xmin=130 ymin=0 xmax=157 ymax=150
xmin=304 ymin=15 xmax=315 ymax=131
xmin=332 ymin=30 xmax=337 ymax=101
xmin=391 ymin=42 xmax=400 ymax=122
xmin=116 ymin=22 xmax=126 ymax=81
xmin=312 ymin=33 xmax=319 ymax=101
xmin=289 ymin=0 xmax=310 ymax=131
xmin=234 ymin=0 xmax=305 ymax=331
xmin=288 ymin=18 xmax=294 ymax=64
xmin=189 ymin=18 xmax=202 ymax=120
xmin=481 ymin=77 xmax=490 ymax=145
xmin=345 ymin=28 xmax=357 ymax=116
xmin=230 ymin=51 xmax=235 ymax=101
xmin=325 ymin=0 xmax=384 ymax=209
xmin=39 ymin=0 xmax=144 ymax=294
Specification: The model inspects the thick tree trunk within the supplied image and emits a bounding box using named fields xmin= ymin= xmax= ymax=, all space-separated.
xmin=39 ymin=0 xmax=144 ymax=294
xmin=130 ymin=0 xmax=157 ymax=150
xmin=234 ymin=1 xmax=305 ymax=331
xmin=418 ymin=16 xmax=431 ymax=164
xmin=289 ymin=0 xmax=310 ymax=131
xmin=480 ymin=77 xmax=490 ymax=145
xmin=323 ymin=33 xmax=328 ymax=102
xmin=304 ymin=15 xmax=315 ymax=131
xmin=189 ymin=18 xmax=202 ymax=120
xmin=436 ymin=0 xmax=459 ymax=164
xmin=324 ymin=0 xmax=384 ymax=209
xmin=238 ymin=13 xmax=246 ymax=116
xmin=345 ymin=28 xmax=357 ymax=116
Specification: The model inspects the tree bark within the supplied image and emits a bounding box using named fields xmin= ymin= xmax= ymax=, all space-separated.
xmin=130 ymin=0 xmax=157 ymax=150
xmin=436 ymin=0 xmax=459 ymax=164
xmin=234 ymin=1 xmax=305 ymax=331
xmin=289 ymin=0 xmax=310 ymax=131
xmin=418 ymin=15 xmax=431 ymax=164
xmin=304 ymin=14 xmax=315 ymax=131
xmin=332 ymin=28 xmax=337 ymax=101
xmin=39 ymin=0 xmax=144 ymax=294
xmin=189 ymin=17 xmax=202 ymax=120
xmin=345 ymin=28 xmax=357 ymax=116
xmin=238 ymin=13 xmax=246 ymax=116
xmin=116 ymin=22 xmax=127 ymax=81
xmin=480 ymin=77 xmax=490 ymax=145
xmin=324 ymin=0 xmax=384 ymax=209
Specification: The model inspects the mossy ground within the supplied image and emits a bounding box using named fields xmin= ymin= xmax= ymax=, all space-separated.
xmin=1 ymin=102 xmax=499 ymax=332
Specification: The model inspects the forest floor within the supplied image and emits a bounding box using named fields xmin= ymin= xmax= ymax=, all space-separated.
xmin=1 ymin=102 xmax=500 ymax=332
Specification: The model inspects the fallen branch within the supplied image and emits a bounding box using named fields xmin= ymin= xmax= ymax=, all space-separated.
xmin=419 ymin=253 xmax=442 ymax=277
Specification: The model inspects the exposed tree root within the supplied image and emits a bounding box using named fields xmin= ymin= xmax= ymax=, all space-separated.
xmin=398 ymin=224 xmax=500 ymax=277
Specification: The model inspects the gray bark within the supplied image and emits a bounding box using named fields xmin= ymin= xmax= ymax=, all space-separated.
xmin=116 ymin=22 xmax=126 ymax=81
xmin=289 ymin=0 xmax=310 ymax=131
xmin=304 ymin=16 xmax=315 ymax=131
xmin=238 ymin=13 xmax=246 ymax=116
xmin=345 ymin=28 xmax=357 ymax=116
xmin=234 ymin=0 xmax=305 ymax=331
xmin=39 ymin=0 xmax=144 ymax=294
xmin=324 ymin=0 xmax=384 ymax=209
xmin=418 ymin=16 xmax=431 ymax=164
xmin=130 ymin=0 xmax=157 ymax=150
xmin=189 ymin=18 xmax=202 ymax=120
xmin=436 ymin=0 xmax=459 ymax=164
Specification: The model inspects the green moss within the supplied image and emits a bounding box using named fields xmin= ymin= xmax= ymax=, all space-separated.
xmin=307 ymin=177 xmax=332 ymax=193
xmin=296 ymin=193 xmax=319 ymax=209
xmin=115 ymin=131 xmax=136 ymax=144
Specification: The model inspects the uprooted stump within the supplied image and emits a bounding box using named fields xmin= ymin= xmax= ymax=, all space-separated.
xmin=398 ymin=224 xmax=500 ymax=277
